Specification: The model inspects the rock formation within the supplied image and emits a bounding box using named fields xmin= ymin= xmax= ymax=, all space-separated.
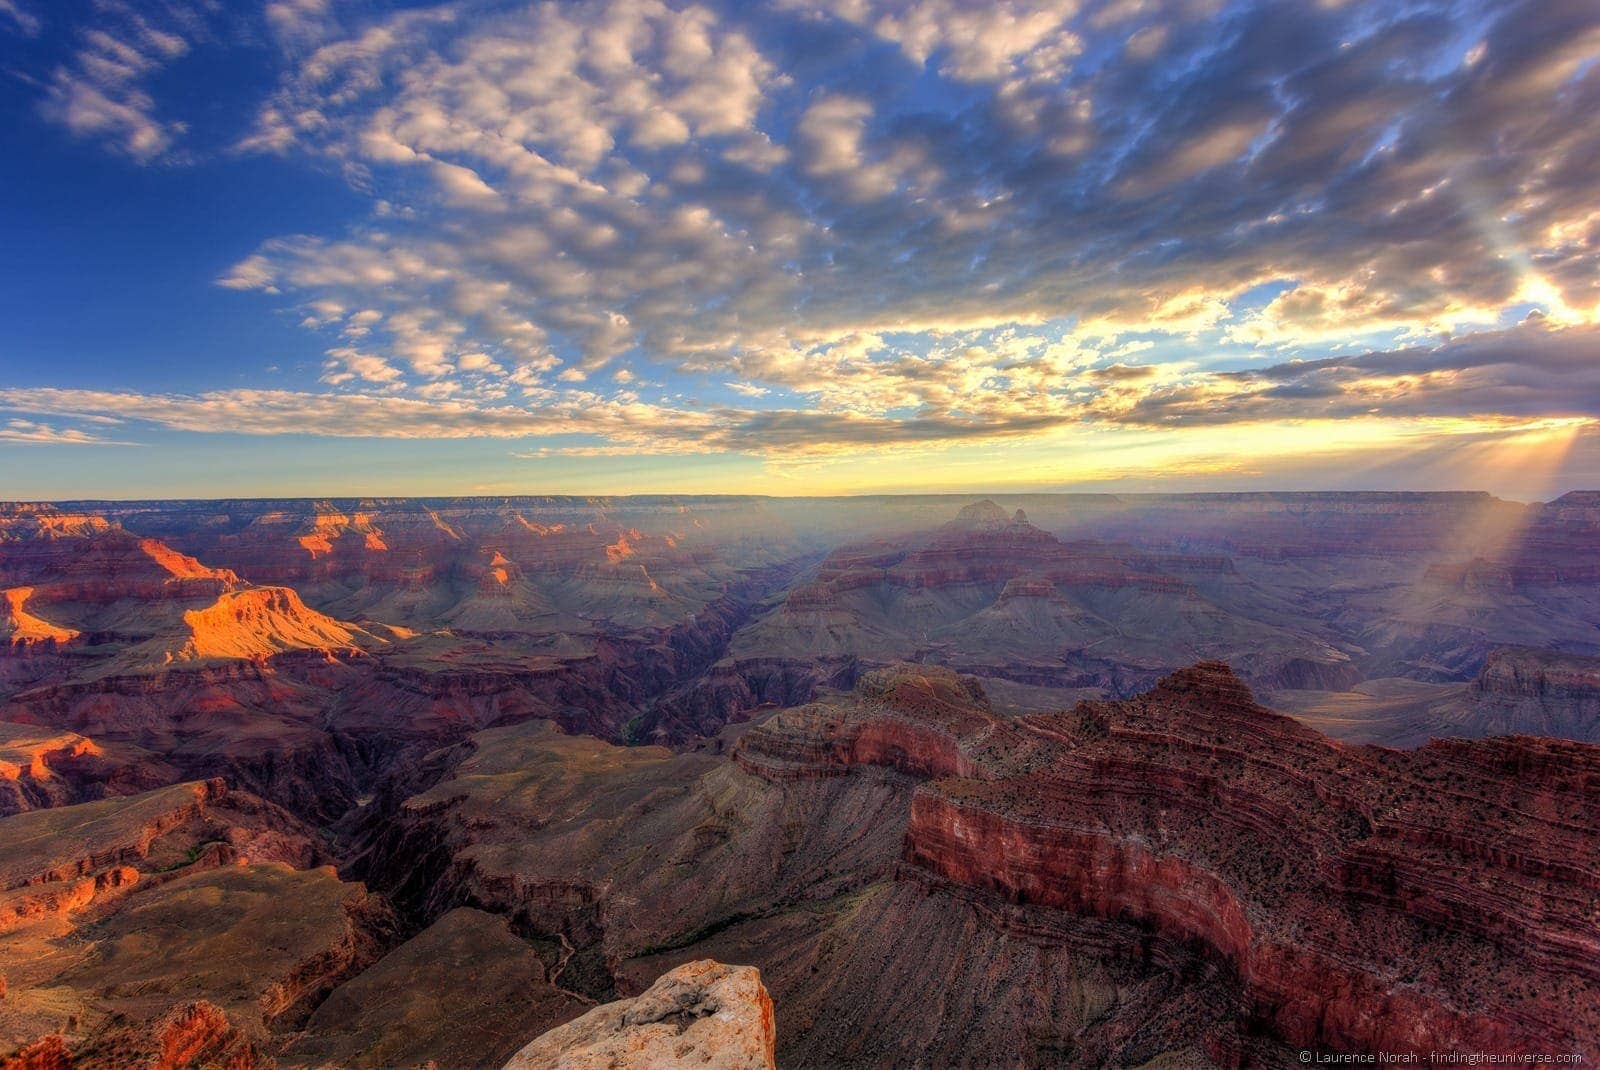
xmin=360 ymin=695 xmax=1249 ymax=1065
xmin=283 ymin=907 xmax=588 ymax=1069
xmin=1417 ymin=646 xmax=1600 ymax=741
xmin=5 ymin=493 xmax=1600 ymax=1067
xmin=0 ymin=777 xmax=395 ymax=1063
xmin=718 ymin=500 xmax=1355 ymax=708
xmin=502 ymin=960 xmax=776 ymax=1070
xmin=739 ymin=663 xmax=1600 ymax=1058
xmin=0 ymin=722 xmax=172 ymax=816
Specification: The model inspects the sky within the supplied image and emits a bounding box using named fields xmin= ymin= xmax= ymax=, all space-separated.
xmin=2 ymin=0 xmax=1599 ymax=500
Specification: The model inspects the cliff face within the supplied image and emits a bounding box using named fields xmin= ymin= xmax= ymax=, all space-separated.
xmin=1366 ymin=647 xmax=1600 ymax=744
xmin=10 ymin=492 xmax=1600 ymax=753
xmin=727 ymin=504 xmax=1354 ymax=703
xmin=62 ymin=498 xmax=817 ymax=638
xmin=502 ymin=960 xmax=776 ymax=1070
xmin=361 ymin=662 xmax=1599 ymax=1064
xmin=0 ymin=513 xmax=234 ymax=591
xmin=10 ymin=494 xmax=1600 ymax=1068
xmin=0 ymin=779 xmax=325 ymax=933
xmin=733 ymin=667 xmax=993 ymax=782
xmin=0 ymin=503 xmax=809 ymax=819
xmin=1405 ymin=495 xmax=1600 ymax=674
xmin=0 ymin=723 xmax=173 ymax=816
xmin=1451 ymin=646 xmax=1600 ymax=739
xmin=14 ymin=657 xmax=1591 ymax=1066
xmin=1480 ymin=492 xmax=1600 ymax=585
xmin=361 ymin=688 xmax=1255 ymax=1067
xmin=0 ymin=777 xmax=402 ymax=1064
xmin=734 ymin=664 xmax=1600 ymax=1058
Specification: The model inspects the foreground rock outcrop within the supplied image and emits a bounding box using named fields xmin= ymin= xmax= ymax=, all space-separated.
xmin=502 ymin=960 xmax=776 ymax=1070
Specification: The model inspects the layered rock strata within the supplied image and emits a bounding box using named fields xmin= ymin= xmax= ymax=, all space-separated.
xmin=734 ymin=664 xmax=1599 ymax=1058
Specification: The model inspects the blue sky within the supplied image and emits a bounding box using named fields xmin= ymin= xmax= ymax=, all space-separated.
xmin=2 ymin=0 xmax=1599 ymax=499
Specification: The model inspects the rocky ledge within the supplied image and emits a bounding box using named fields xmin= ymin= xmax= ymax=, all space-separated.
xmin=501 ymin=959 xmax=776 ymax=1070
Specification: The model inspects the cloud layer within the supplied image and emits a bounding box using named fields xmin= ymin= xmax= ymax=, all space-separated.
xmin=8 ymin=0 xmax=1600 ymax=477
xmin=7 ymin=322 xmax=1600 ymax=460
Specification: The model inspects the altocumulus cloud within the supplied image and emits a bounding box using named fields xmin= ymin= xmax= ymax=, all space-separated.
xmin=8 ymin=322 xmax=1600 ymax=456
xmin=9 ymin=0 xmax=1600 ymax=459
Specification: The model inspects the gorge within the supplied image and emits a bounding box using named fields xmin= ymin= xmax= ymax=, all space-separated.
xmin=2 ymin=494 xmax=1598 ymax=1067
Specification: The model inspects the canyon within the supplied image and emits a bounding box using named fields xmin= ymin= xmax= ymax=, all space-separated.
xmin=2 ymin=493 xmax=1599 ymax=1067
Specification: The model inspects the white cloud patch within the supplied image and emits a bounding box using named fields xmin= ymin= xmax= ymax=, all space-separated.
xmin=0 ymin=0 xmax=40 ymax=37
xmin=0 ymin=419 xmax=128 ymax=446
xmin=37 ymin=6 xmax=208 ymax=161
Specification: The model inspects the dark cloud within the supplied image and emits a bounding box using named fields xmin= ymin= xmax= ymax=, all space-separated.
xmin=1110 ymin=322 xmax=1600 ymax=427
xmin=1090 ymin=363 xmax=1159 ymax=382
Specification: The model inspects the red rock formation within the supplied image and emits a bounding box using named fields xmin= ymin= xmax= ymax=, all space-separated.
xmin=1496 ymin=492 xmax=1600 ymax=584
xmin=1426 ymin=493 xmax=1600 ymax=590
xmin=0 ymin=509 xmax=376 ymax=687
xmin=0 ymin=776 xmax=391 ymax=1067
xmin=734 ymin=664 xmax=1600 ymax=1058
xmin=0 ymin=515 xmax=238 ymax=607
xmin=148 ymin=1002 xmax=269 ymax=1070
xmin=725 ymin=500 xmax=1328 ymax=718
xmin=0 ymin=723 xmax=172 ymax=815
xmin=363 ymin=663 xmax=1284 ymax=1065
xmin=0 ymin=1035 xmax=71 ymax=1070
xmin=69 ymin=499 xmax=785 ymax=638
xmin=1081 ymin=491 xmax=1529 ymax=561
xmin=35 ymin=1002 xmax=275 ymax=1070
xmin=734 ymin=668 xmax=992 ymax=782
xmin=0 ymin=779 xmax=322 ymax=902
xmin=126 ymin=586 xmax=380 ymax=669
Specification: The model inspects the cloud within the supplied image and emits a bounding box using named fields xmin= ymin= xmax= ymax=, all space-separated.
xmin=0 ymin=387 xmax=711 ymax=444
xmin=0 ymin=419 xmax=129 ymax=446
xmin=8 ymin=323 xmax=1597 ymax=463
xmin=796 ymin=94 xmax=911 ymax=201
xmin=13 ymin=0 xmax=1600 ymax=471
xmin=1091 ymin=363 xmax=1159 ymax=383
xmin=216 ymin=0 xmax=1598 ymax=398
xmin=0 ymin=381 xmax=1072 ymax=457
xmin=1102 ymin=322 xmax=1600 ymax=427
xmin=264 ymin=0 xmax=336 ymax=47
xmin=321 ymin=348 xmax=404 ymax=387
xmin=787 ymin=0 xmax=1083 ymax=86
xmin=0 ymin=0 xmax=40 ymax=37
xmin=36 ymin=5 xmax=207 ymax=162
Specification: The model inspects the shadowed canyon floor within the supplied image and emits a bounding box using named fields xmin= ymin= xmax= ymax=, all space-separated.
xmin=3 ymin=494 xmax=1600 ymax=1067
